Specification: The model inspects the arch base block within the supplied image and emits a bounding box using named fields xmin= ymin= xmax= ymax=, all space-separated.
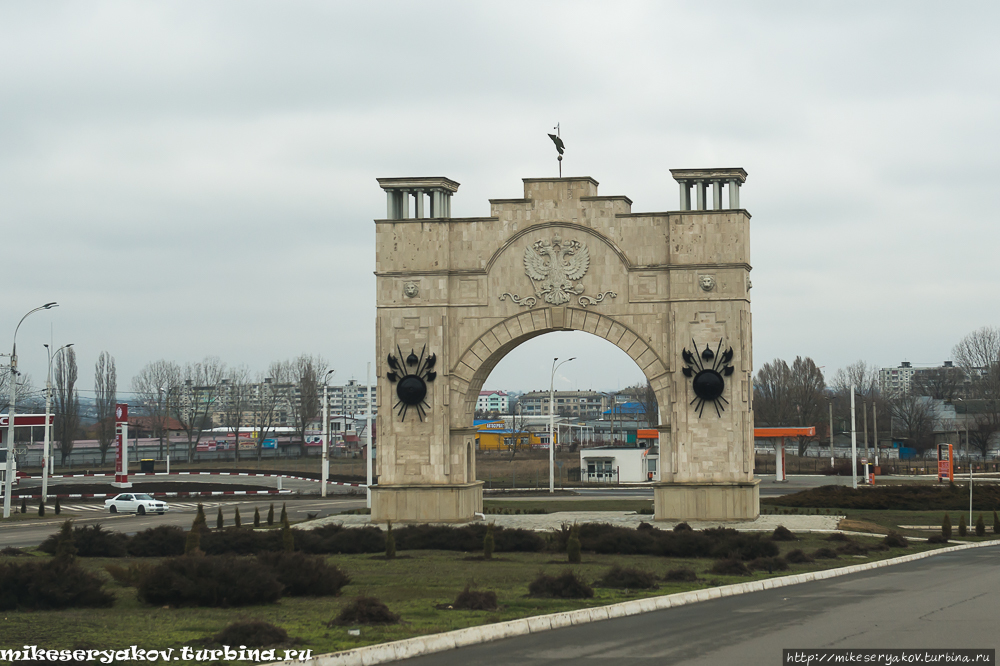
xmin=371 ymin=482 xmax=484 ymax=524
xmin=653 ymin=480 xmax=760 ymax=522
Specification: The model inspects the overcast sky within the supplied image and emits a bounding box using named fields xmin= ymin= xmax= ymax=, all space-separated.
xmin=4 ymin=1 xmax=999 ymax=400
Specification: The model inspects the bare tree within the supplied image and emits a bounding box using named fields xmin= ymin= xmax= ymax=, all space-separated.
xmin=94 ymin=352 xmax=117 ymax=465
xmin=626 ymin=381 xmax=659 ymax=429
xmin=54 ymin=347 xmax=80 ymax=465
xmin=911 ymin=367 xmax=966 ymax=401
xmin=276 ymin=355 xmax=327 ymax=446
xmin=249 ymin=370 xmax=283 ymax=462
xmin=132 ymin=360 xmax=180 ymax=458
xmin=888 ymin=393 xmax=938 ymax=456
xmin=953 ymin=326 xmax=1000 ymax=457
xmin=170 ymin=357 xmax=226 ymax=462
xmin=754 ymin=357 xmax=826 ymax=454
xmin=830 ymin=360 xmax=887 ymax=452
xmin=0 ymin=367 xmax=35 ymax=414
xmin=220 ymin=365 xmax=252 ymax=462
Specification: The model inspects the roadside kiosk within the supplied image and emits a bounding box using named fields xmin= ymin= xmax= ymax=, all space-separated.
xmin=937 ymin=443 xmax=954 ymax=482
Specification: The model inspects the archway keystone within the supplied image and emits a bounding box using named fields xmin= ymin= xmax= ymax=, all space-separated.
xmin=373 ymin=172 xmax=756 ymax=523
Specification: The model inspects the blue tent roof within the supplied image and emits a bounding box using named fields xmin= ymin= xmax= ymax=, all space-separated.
xmin=603 ymin=401 xmax=646 ymax=415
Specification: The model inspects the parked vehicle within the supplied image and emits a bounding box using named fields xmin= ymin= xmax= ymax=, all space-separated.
xmin=104 ymin=493 xmax=169 ymax=515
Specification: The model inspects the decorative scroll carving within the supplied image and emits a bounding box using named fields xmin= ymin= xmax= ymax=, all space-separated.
xmin=578 ymin=291 xmax=617 ymax=308
xmin=499 ymin=293 xmax=536 ymax=308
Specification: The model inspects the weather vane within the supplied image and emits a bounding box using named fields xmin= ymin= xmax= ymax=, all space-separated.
xmin=547 ymin=123 xmax=564 ymax=177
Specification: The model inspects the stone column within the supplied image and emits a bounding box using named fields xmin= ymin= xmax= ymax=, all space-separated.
xmin=678 ymin=180 xmax=690 ymax=210
xmin=414 ymin=190 xmax=425 ymax=218
xmin=728 ymin=179 xmax=740 ymax=209
xmin=712 ymin=181 xmax=722 ymax=210
xmin=695 ymin=180 xmax=706 ymax=210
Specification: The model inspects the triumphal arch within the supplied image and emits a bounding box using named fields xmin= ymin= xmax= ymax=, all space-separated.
xmin=371 ymin=170 xmax=757 ymax=523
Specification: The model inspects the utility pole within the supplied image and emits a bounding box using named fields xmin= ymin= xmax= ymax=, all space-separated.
xmin=365 ymin=363 xmax=373 ymax=509
xmin=828 ymin=399 xmax=834 ymax=468
xmin=850 ymin=386 xmax=858 ymax=490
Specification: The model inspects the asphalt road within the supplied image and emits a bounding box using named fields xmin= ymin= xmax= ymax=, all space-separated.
xmin=399 ymin=545 xmax=1000 ymax=665
xmin=0 ymin=496 xmax=367 ymax=548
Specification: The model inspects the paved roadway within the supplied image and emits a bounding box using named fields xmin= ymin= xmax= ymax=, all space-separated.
xmin=400 ymin=545 xmax=1000 ymax=665
xmin=0 ymin=496 xmax=367 ymax=548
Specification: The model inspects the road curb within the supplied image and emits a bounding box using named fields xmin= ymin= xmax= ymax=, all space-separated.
xmin=11 ymin=489 xmax=295 ymax=500
xmin=270 ymin=538 xmax=1000 ymax=666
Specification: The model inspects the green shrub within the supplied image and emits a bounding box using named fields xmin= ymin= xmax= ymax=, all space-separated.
xmin=771 ymin=526 xmax=796 ymax=541
xmin=257 ymin=551 xmax=350 ymax=596
xmin=214 ymin=620 xmax=288 ymax=648
xmin=813 ymin=547 xmax=839 ymax=559
xmin=297 ymin=524 xmax=384 ymax=555
xmin=975 ymin=514 xmax=985 ymax=537
xmin=234 ymin=507 xmax=242 ymax=529
xmin=761 ymin=484 xmax=1000 ymax=511
xmin=483 ymin=523 xmax=495 ymax=560
xmin=138 ymin=555 xmax=283 ymax=607
xmin=216 ymin=508 xmax=224 ymax=530
xmin=957 ymin=514 xmax=967 ymax=537
xmin=663 ymin=567 xmax=698 ymax=582
xmin=825 ymin=532 xmax=850 ymax=542
xmin=254 ymin=507 xmax=261 ymax=528
xmin=596 ymin=565 xmax=658 ymax=589
xmin=0 ymin=559 xmax=114 ymax=611
xmin=452 ymin=586 xmax=498 ymax=610
xmin=54 ymin=496 xmax=61 ymax=515
xmin=567 ymin=524 xmax=582 ymax=564
xmin=710 ymin=558 xmax=750 ymax=576
xmin=942 ymin=514 xmax=952 ymax=540
xmin=883 ymin=532 xmax=909 ymax=549
xmin=836 ymin=541 xmax=870 ymax=555
xmin=993 ymin=510 xmax=1000 ymax=535
xmin=38 ymin=499 xmax=45 ymax=517
xmin=54 ymin=520 xmax=77 ymax=561
xmin=282 ymin=525 xmax=294 ymax=553
xmin=20 ymin=498 xmax=26 ymax=513
xmin=105 ymin=562 xmax=155 ymax=587
xmin=267 ymin=504 xmax=274 ymax=526
xmin=785 ymin=549 xmax=814 ymax=563
xmin=193 ymin=504 xmax=208 ymax=532
xmin=673 ymin=522 xmax=693 ymax=532
xmin=39 ymin=523 xmax=127 ymax=558
xmin=0 ymin=546 xmax=26 ymax=556
xmin=128 ymin=526 xmax=186 ymax=557
xmin=927 ymin=534 xmax=948 ymax=544
xmin=202 ymin=527 xmax=282 ymax=555
xmin=329 ymin=596 xmax=400 ymax=625
xmin=748 ymin=556 xmax=788 ymax=573
xmin=528 ymin=571 xmax=593 ymax=599
xmin=279 ymin=503 xmax=288 ymax=526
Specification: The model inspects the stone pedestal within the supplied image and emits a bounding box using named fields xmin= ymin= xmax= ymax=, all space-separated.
xmin=653 ymin=480 xmax=760 ymax=521
xmin=370 ymin=482 xmax=483 ymax=523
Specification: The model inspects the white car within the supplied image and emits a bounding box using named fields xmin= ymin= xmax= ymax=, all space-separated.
xmin=104 ymin=493 xmax=169 ymax=515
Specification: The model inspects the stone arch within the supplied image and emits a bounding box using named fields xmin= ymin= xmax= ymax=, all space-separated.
xmin=372 ymin=172 xmax=756 ymax=524
xmin=450 ymin=307 xmax=668 ymax=429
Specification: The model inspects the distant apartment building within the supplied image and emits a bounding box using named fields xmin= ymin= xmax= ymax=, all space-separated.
xmin=477 ymin=390 xmax=509 ymax=413
xmin=518 ymin=390 xmax=609 ymax=419
xmin=879 ymin=360 xmax=971 ymax=397
xmin=326 ymin=379 xmax=377 ymax=417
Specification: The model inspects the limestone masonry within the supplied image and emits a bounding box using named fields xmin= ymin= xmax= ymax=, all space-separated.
xmin=372 ymin=171 xmax=756 ymax=522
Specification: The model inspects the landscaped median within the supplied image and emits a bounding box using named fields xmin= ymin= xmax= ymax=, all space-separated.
xmin=0 ymin=511 xmax=987 ymax=663
xmin=286 ymin=537 xmax=1000 ymax=666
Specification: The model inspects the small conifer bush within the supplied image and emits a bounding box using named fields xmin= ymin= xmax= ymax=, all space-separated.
xmin=958 ymin=514 xmax=967 ymax=537
xmin=254 ymin=507 xmax=261 ymax=527
xmin=483 ymin=523 xmax=495 ymax=560
xmin=975 ymin=514 xmax=985 ymax=537
xmin=267 ymin=503 xmax=275 ymax=525
xmin=214 ymin=621 xmax=288 ymax=648
xmin=216 ymin=508 xmax=224 ymax=530
xmin=942 ymin=514 xmax=952 ymax=540
xmin=566 ymin=524 xmax=582 ymax=564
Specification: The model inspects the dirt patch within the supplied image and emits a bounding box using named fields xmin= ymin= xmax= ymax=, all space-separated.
xmin=838 ymin=519 xmax=891 ymax=534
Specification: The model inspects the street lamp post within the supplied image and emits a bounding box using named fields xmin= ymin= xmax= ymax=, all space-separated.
xmin=549 ymin=357 xmax=575 ymax=493
xmin=42 ymin=342 xmax=73 ymax=501
xmin=4 ymin=302 xmax=58 ymax=519
xmin=322 ymin=369 xmax=334 ymax=498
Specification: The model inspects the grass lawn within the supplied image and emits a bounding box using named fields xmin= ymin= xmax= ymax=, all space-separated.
xmin=0 ymin=532 xmax=949 ymax=661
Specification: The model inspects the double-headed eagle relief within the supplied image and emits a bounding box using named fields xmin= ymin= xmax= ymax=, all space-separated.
xmin=499 ymin=236 xmax=616 ymax=308
xmin=523 ymin=236 xmax=590 ymax=305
